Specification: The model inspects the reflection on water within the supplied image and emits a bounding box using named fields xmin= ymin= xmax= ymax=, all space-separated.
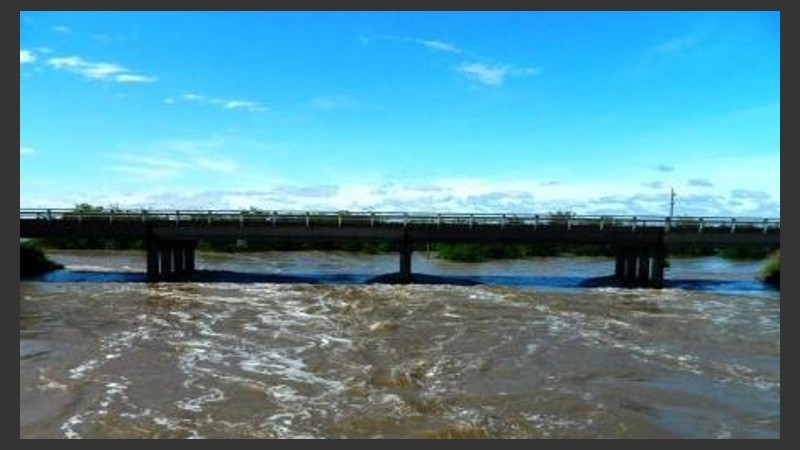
xmin=20 ymin=251 xmax=779 ymax=438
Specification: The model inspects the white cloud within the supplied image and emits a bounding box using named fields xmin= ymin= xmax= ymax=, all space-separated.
xmin=421 ymin=39 xmax=462 ymax=53
xmin=105 ymin=139 xmax=241 ymax=180
xmin=456 ymin=62 xmax=541 ymax=86
xmin=52 ymin=25 xmax=71 ymax=33
xmin=309 ymin=95 xmax=354 ymax=110
xmin=115 ymin=74 xmax=158 ymax=83
xmin=46 ymin=55 xmax=156 ymax=84
xmin=174 ymin=93 xmax=268 ymax=113
xmin=653 ymin=35 xmax=699 ymax=54
xmin=20 ymin=50 xmax=36 ymax=64
xmin=20 ymin=146 xmax=35 ymax=156
xmin=164 ymin=97 xmax=175 ymax=104
xmin=222 ymin=100 xmax=268 ymax=112
xmin=21 ymin=169 xmax=780 ymax=217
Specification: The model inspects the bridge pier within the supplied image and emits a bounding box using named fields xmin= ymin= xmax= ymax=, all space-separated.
xmin=614 ymin=244 xmax=665 ymax=288
xmin=399 ymin=234 xmax=413 ymax=284
xmin=146 ymin=239 xmax=197 ymax=281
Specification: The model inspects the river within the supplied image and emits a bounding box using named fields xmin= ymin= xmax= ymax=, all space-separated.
xmin=20 ymin=250 xmax=780 ymax=438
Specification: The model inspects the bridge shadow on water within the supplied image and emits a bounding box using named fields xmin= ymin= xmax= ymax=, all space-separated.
xmin=23 ymin=269 xmax=776 ymax=294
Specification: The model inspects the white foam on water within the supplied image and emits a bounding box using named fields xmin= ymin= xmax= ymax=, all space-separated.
xmin=266 ymin=412 xmax=316 ymax=439
xmin=61 ymin=414 xmax=84 ymax=439
xmin=176 ymin=385 xmax=225 ymax=412
xmin=267 ymin=384 xmax=303 ymax=403
xmin=68 ymin=359 xmax=100 ymax=380
xmin=523 ymin=413 xmax=592 ymax=437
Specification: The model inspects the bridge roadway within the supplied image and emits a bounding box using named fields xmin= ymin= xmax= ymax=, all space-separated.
xmin=20 ymin=209 xmax=780 ymax=287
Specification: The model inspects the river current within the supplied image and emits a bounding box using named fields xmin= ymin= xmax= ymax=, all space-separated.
xmin=20 ymin=251 xmax=780 ymax=438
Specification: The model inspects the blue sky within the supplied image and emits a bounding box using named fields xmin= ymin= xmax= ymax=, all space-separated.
xmin=20 ymin=11 xmax=779 ymax=217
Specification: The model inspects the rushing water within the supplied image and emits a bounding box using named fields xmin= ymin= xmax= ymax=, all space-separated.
xmin=20 ymin=251 xmax=779 ymax=438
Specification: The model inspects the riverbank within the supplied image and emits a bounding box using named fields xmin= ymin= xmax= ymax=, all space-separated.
xmin=20 ymin=242 xmax=63 ymax=277
xmin=760 ymin=251 xmax=779 ymax=287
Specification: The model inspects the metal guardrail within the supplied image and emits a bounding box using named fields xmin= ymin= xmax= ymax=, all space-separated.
xmin=20 ymin=208 xmax=780 ymax=234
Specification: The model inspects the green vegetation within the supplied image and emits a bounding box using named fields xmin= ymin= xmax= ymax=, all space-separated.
xmin=759 ymin=250 xmax=779 ymax=286
xmin=433 ymin=242 xmax=615 ymax=262
xmin=20 ymin=241 xmax=63 ymax=277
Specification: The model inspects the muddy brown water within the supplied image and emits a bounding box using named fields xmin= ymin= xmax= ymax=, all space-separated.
xmin=20 ymin=251 xmax=779 ymax=438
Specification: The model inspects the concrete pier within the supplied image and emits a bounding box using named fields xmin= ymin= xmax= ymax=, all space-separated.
xmin=146 ymin=239 xmax=198 ymax=281
xmin=614 ymin=244 xmax=665 ymax=288
xmin=399 ymin=234 xmax=413 ymax=284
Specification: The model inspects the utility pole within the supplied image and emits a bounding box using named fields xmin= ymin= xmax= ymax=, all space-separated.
xmin=669 ymin=188 xmax=676 ymax=218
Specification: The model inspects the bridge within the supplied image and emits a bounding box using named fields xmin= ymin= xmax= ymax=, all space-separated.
xmin=20 ymin=209 xmax=780 ymax=287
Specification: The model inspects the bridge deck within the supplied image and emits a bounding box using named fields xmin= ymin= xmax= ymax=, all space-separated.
xmin=20 ymin=209 xmax=780 ymax=246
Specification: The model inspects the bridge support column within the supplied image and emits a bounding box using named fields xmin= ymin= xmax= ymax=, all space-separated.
xmin=650 ymin=244 xmax=666 ymax=288
xmin=625 ymin=250 xmax=638 ymax=280
xmin=399 ymin=234 xmax=413 ymax=284
xmin=159 ymin=243 xmax=173 ymax=280
xmin=147 ymin=243 xmax=160 ymax=279
xmin=174 ymin=242 xmax=185 ymax=274
xmin=614 ymin=244 xmax=665 ymax=288
xmin=615 ymin=252 xmax=625 ymax=278
xmin=185 ymin=241 xmax=196 ymax=273
xmin=146 ymin=239 xmax=197 ymax=281
xmin=637 ymin=247 xmax=651 ymax=283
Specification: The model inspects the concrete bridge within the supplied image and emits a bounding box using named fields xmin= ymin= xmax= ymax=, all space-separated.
xmin=20 ymin=209 xmax=780 ymax=287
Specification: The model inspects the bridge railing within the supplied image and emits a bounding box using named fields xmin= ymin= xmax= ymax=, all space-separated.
xmin=19 ymin=209 xmax=780 ymax=233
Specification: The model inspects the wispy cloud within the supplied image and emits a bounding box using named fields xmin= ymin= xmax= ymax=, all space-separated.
xmin=52 ymin=25 xmax=71 ymax=34
xmin=106 ymin=139 xmax=240 ymax=180
xmin=46 ymin=55 xmax=157 ymax=83
xmin=688 ymin=178 xmax=713 ymax=188
xmin=420 ymin=39 xmax=463 ymax=54
xmin=456 ymin=62 xmax=540 ymax=86
xmin=20 ymin=146 xmax=35 ymax=156
xmin=309 ymin=95 xmax=355 ymax=110
xmin=20 ymin=50 xmax=36 ymax=64
xmin=653 ymin=35 xmax=699 ymax=54
xmin=642 ymin=181 xmax=665 ymax=189
xmin=368 ymin=35 xmax=540 ymax=87
xmin=655 ymin=164 xmax=675 ymax=172
xmin=171 ymin=93 xmax=268 ymax=113
xmin=115 ymin=74 xmax=158 ymax=83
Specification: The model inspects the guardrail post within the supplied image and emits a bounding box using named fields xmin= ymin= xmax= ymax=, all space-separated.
xmin=534 ymin=214 xmax=539 ymax=230
xmin=306 ymin=212 xmax=310 ymax=228
xmin=371 ymin=212 xmax=375 ymax=228
xmin=207 ymin=210 xmax=212 ymax=225
xmin=272 ymin=211 xmax=277 ymax=227
xmin=437 ymin=214 xmax=441 ymax=228
xmin=176 ymin=210 xmax=180 ymax=225
xmin=78 ymin=211 xmax=83 ymax=224
xmin=403 ymin=213 xmax=408 ymax=229
xmin=240 ymin=211 xmax=244 ymax=227
xmin=46 ymin=209 xmax=52 ymax=222
xmin=470 ymin=214 xmax=474 ymax=229
xmin=763 ymin=218 xmax=768 ymax=234
xmin=141 ymin=209 xmax=147 ymax=223
xmin=665 ymin=217 xmax=670 ymax=232
xmin=698 ymin=218 xmax=704 ymax=233
xmin=730 ymin=218 xmax=736 ymax=233
xmin=109 ymin=210 xmax=113 ymax=224
xmin=599 ymin=217 xmax=604 ymax=231
xmin=338 ymin=212 xmax=342 ymax=228
xmin=567 ymin=217 xmax=572 ymax=230
xmin=501 ymin=214 xmax=506 ymax=229
xmin=632 ymin=216 xmax=637 ymax=231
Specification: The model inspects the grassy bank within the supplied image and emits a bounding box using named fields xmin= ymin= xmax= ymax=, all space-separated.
xmin=20 ymin=241 xmax=63 ymax=277
xmin=759 ymin=251 xmax=779 ymax=286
